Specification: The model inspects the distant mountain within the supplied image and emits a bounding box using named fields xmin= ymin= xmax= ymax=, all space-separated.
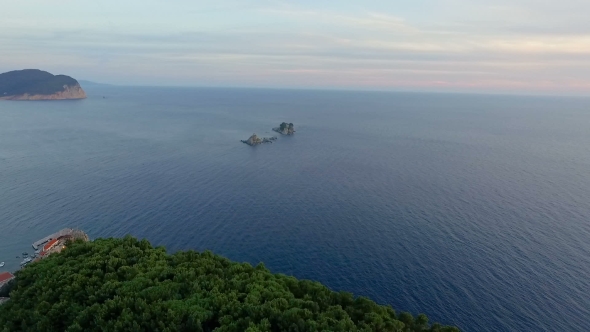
xmin=78 ymin=80 xmax=113 ymax=87
xmin=0 ymin=69 xmax=86 ymax=100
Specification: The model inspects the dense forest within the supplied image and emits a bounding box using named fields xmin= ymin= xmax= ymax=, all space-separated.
xmin=0 ymin=69 xmax=80 ymax=96
xmin=0 ymin=237 xmax=459 ymax=332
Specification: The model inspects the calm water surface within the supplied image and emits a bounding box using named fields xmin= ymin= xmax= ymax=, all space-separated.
xmin=1 ymin=86 xmax=589 ymax=331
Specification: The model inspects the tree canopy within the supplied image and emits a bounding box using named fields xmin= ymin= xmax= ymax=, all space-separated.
xmin=0 ymin=237 xmax=459 ymax=332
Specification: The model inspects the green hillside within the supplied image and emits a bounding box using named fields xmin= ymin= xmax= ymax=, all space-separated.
xmin=0 ymin=69 xmax=80 ymax=97
xmin=0 ymin=237 xmax=459 ymax=332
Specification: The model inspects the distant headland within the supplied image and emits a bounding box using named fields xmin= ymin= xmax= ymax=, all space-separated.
xmin=0 ymin=69 xmax=87 ymax=100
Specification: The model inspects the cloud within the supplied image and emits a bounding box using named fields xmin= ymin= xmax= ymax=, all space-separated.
xmin=0 ymin=0 xmax=589 ymax=94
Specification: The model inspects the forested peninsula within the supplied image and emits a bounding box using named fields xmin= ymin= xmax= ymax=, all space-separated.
xmin=0 ymin=237 xmax=459 ymax=332
xmin=0 ymin=69 xmax=86 ymax=100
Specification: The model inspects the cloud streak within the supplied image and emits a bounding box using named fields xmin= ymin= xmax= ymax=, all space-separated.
xmin=0 ymin=0 xmax=589 ymax=94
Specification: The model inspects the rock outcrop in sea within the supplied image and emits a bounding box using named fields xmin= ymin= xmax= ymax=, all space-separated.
xmin=0 ymin=69 xmax=87 ymax=100
xmin=273 ymin=122 xmax=295 ymax=135
xmin=241 ymin=134 xmax=277 ymax=146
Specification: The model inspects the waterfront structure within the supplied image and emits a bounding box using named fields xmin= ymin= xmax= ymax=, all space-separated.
xmin=31 ymin=229 xmax=89 ymax=263
xmin=0 ymin=272 xmax=14 ymax=288
xmin=32 ymin=228 xmax=74 ymax=250
xmin=0 ymin=272 xmax=14 ymax=306
xmin=43 ymin=239 xmax=59 ymax=252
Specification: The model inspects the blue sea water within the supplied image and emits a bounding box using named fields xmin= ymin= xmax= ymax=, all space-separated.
xmin=1 ymin=86 xmax=590 ymax=331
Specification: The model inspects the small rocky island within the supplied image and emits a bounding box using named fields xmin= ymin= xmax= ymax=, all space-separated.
xmin=241 ymin=134 xmax=277 ymax=146
xmin=273 ymin=122 xmax=295 ymax=135
xmin=241 ymin=123 xmax=295 ymax=147
xmin=0 ymin=69 xmax=87 ymax=100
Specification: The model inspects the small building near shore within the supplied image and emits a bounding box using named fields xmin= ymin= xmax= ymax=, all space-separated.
xmin=43 ymin=239 xmax=59 ymax=252
xmin=0 ymin=272 xmax=15 ymax=288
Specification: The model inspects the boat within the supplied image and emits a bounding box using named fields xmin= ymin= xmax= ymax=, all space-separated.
xmin=20 ymin=257 xmax=32 ymax=266
xmin=22 ymin=252 xmax=28 ymax=256
xmin=0 ymin=262 xmax=4 ymax=267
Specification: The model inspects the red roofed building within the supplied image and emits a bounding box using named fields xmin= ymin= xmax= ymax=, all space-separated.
xmin=43 ymin=238 xmax=59 ymax=252
xmin=0 ymin=272 xmax=15 ymax=287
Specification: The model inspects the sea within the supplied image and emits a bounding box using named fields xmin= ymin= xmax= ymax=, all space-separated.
xmin=1 ymin=85 xmax=589 ymax=331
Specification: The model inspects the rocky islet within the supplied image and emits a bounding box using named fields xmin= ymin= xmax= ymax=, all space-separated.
xmin=241 ymin=134 xmax=277 ymax=146
xmin=273 ymin=122 xmax=295 ymax=135
xmin=242 ymin=123 xmax=295 ymax=146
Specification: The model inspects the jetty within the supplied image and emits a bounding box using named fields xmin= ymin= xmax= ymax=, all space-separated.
xmin=32 ymin=228 xmax=74 ymax=250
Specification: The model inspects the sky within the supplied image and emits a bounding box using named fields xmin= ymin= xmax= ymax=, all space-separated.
xmin=1 ymin=0 xmax=589 ymax=94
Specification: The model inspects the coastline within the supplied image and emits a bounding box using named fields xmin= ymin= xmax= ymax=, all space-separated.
xmin=0 ymin=85 xmax=87 ymax=101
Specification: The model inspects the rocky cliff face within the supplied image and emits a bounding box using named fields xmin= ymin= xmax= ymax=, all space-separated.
xmin=0 ymin=84 xmax=87 ymax=100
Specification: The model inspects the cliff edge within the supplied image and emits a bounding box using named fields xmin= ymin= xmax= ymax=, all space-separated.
xmin=0 ymin=69 xmax=87 ymax=100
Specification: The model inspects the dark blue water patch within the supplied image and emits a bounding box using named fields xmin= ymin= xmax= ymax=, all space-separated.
xmin=1 ymin=87 xmax=589 ymax=331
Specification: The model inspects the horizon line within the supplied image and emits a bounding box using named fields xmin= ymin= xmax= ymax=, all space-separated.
xmin=79 ymin=80 xmax=590 ymax=99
